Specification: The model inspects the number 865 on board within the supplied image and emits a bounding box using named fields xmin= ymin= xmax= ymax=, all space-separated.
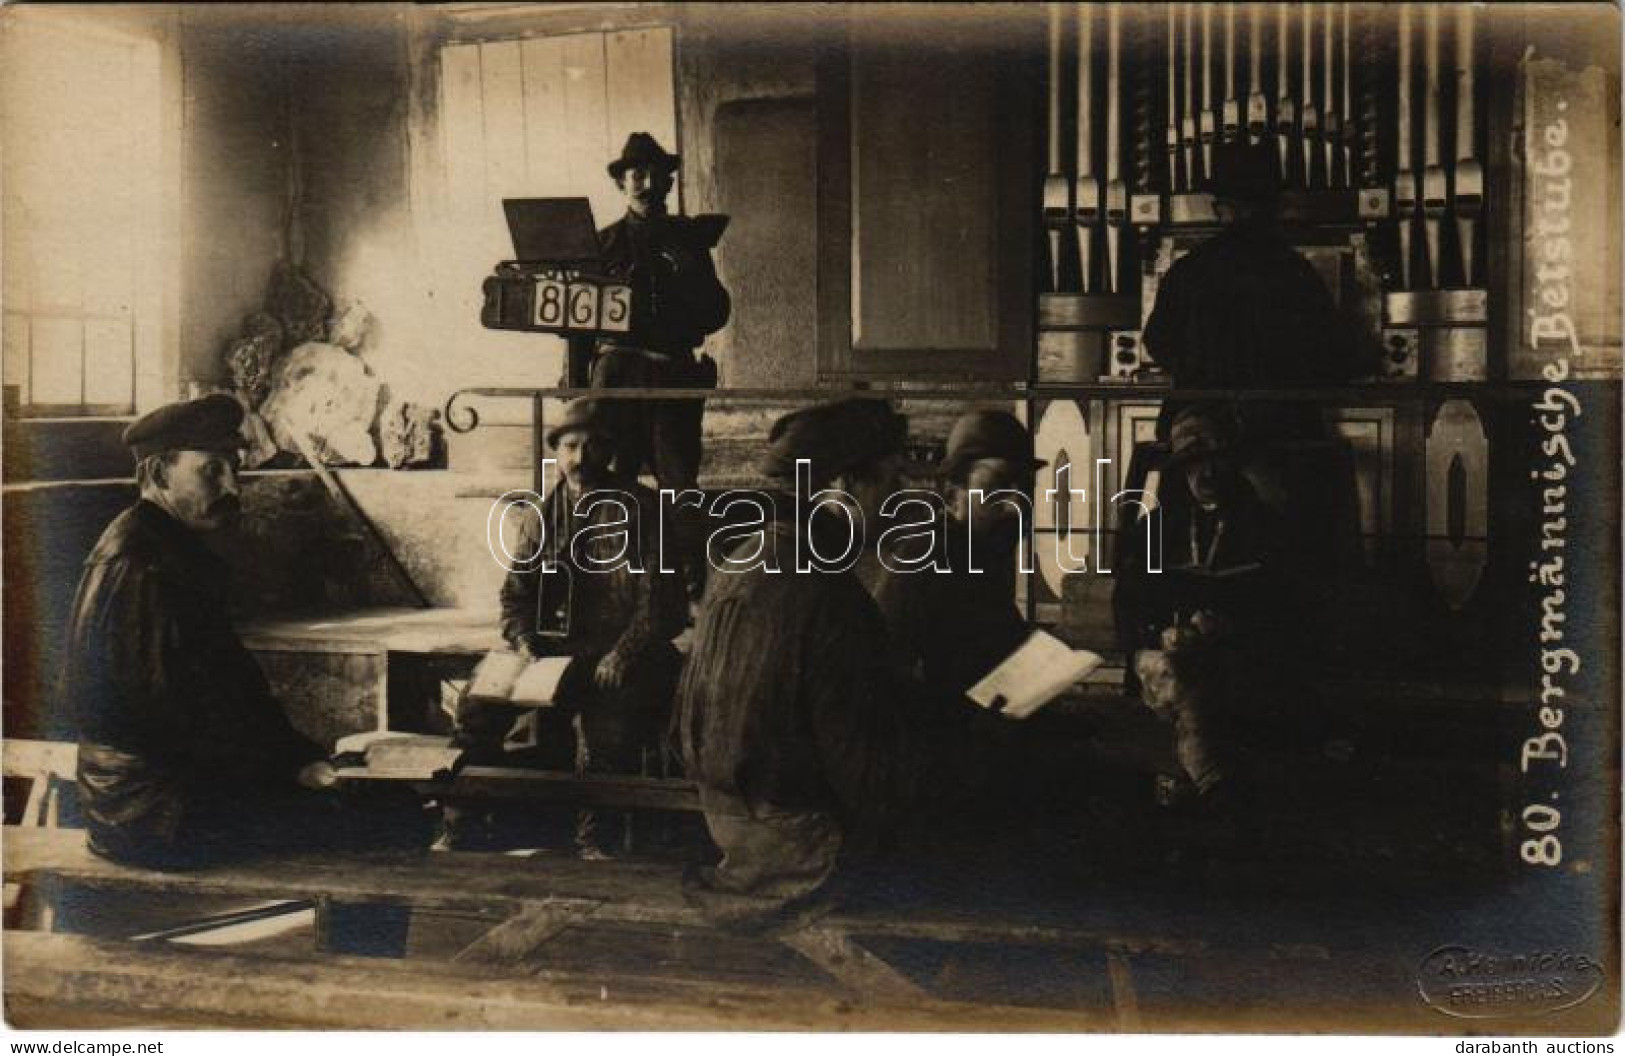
xmin=533 ymin=278 xmax=631 ymax=334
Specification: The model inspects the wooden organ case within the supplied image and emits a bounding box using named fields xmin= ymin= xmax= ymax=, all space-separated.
xmin=1028 ymin=3 xmax=1520 ymax=680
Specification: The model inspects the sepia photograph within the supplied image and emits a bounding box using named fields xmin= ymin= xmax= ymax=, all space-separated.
xmin=0 ymin=0 xmax=1619 ymax=1037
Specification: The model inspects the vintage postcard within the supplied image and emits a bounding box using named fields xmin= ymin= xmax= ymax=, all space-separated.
xmin=1 ymin=0 xmax=1618 ymax=1038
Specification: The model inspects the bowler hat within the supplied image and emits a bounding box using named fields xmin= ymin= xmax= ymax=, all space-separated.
xmin=545 ymin=398 xmax=616 ymax=449
xmin=122 ymin=393 xmax=244 ymax=462
xmin=608 ymin=132 xmax=680 ymax=180
xmin=1209 ymin=140 xmax=1280 ymax=204
xmin=939 ymin=410 xmax=1046 ymax=480
xmin=760 ymin=399 xmax=907 ymax=482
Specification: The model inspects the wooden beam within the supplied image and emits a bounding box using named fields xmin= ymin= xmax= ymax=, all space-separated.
xmin=427 ymin=766 xmax=702 ymax=813
xmin=779 ymin=924 xmax=926 ymax=1003
xmin=451 ymin=900 xmax=593 ymax=967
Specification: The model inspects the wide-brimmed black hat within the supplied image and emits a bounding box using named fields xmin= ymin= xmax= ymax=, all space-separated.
xmin=607 ymin=132 xmax=680 ymax=180
xmin=939 ymin=410 xmax=1046 ymax=480
xmin=1209 ymin=139 xmax=1280 ymax=204
xmin=122 ymin=393 xmax=244 ymax=462
xmin=760 ymin=399 xmax=907 ymax=482
xmin=545 ymin=398 xmax=616 ymax=449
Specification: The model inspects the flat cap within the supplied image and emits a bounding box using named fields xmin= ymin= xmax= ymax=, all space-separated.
xmin=545 ymin=397 xmax=617 ymax=449
xmin=122 ymin=394 xmax=244 ymax=462
xmin=760 ymin=398 xmax=907 ymax=482
xmin=939 ymin=410 xmax=1046 ymax=480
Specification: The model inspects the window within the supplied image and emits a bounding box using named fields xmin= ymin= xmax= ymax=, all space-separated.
xmin=1 ymin=12 xmax=166 ymax=416
xmin=428 ymin=27 xmax=677 ymax=388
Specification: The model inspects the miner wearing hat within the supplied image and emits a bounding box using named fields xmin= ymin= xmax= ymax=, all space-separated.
xmin=1142 ymin=138 xmax=1367 ymax=445
xmin=64 ymin=394 xmax=336 ymax=868
xmin=863 ymin=410 xmax=1045 ymax=703
xmin=1112 ymin=403 xmax=1324 ymax=830
xmin=580 ymin=132 xmax=731 ymax=593
xmin=675 ymin=398 xmax=957 ymax=927
xmin=444 ymin=398 xmax=686 ymax=857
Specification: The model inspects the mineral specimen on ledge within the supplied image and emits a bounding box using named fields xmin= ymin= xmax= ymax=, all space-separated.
xmin=328 ymin=300 xmax=374 ymax=352
xmin=260 ymin=341 xmax=382 ymax=466
xmin=379 ymin=401 xmax=441 ymax=469
xmin=226 ymin=329 xmax=280 ymax=407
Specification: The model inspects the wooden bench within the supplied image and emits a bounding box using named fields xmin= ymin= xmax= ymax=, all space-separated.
xmin=11 ymin=825 xmax=1339 ymax=1028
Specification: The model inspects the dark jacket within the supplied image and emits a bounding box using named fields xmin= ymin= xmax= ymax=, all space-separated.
xmin=676 ymin=516 xmax=914 ymax=826
xmin=64 ymin=501 xmax=323 ymax=854
xmin=595 ymin=211 xmax=731 ymax=356
xmin=1143 ymin=220 xmax=1366 ymax=441
xmin=498 ymin=476 xmax=686 ymax=662
xmin=862 ymin=516 xmax=1029 ymax=701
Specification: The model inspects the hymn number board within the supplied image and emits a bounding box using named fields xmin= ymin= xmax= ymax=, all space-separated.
xmin=531 ymin=274 xmax=632 ymax=334
xmin=479 ymin=270 xmax=633 ymax=336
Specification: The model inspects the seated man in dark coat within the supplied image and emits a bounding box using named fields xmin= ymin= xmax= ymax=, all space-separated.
xmin=1113 ymin=403 xmax=1324 ymax=815
xmin=64 ymin=394 xmax=336 ymax=869
xmin=448 ymin=398 xmax=686 ymax=857
xmin=676 ymin=399 xmax=954 ymax=928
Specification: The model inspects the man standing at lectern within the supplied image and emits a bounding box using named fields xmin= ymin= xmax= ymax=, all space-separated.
xmin=582 ymin=132 xmax=730 ymax=594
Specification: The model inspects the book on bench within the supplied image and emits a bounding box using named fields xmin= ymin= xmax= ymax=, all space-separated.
xmin=464 ymin=649 xmax=572 ymax=708
xmin=966 ymin=630 xmax=1104 ymax=720
xmin=332 ymin=731 xmax=463 ymax=780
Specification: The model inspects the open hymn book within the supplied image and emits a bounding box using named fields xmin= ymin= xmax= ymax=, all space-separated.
xmin=465 ymin=649 xmax=573 ymax=707
xmin=966 ymin=630 xmax=1104 ymax=720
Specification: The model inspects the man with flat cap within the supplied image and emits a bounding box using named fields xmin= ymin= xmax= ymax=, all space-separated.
xmin=446 ymin=398 xmax=685 ymax=856
xmin=675 ymin=398 xmax=953 ymax=927
xmin=580 ymin=132 xmax=731 ymax=593
xmin=64 ymin=394 xmax=337 ymax=868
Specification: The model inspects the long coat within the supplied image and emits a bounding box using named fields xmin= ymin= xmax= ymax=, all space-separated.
xmin=64 ymin=501 xmax=323 ymax=858
xmin=1143 ymin=219 xmax=1367 ymax=441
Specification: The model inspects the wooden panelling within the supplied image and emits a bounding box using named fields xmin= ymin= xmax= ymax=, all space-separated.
xmin=712 ymin=97 xmax=818 ymax=387
xmin=477 ymin=40 xmax=527 ymax=199
xmin=519 ymin=36 xmax=570 ymax=192
xmin=816 ymin=21 xmax=1038 ymax=381
xmin=559 ymin=32 xmax=612 ymax=221
xmin=439 ymin=43 xmax=487 ymax=208
xmin=849 ymin=41 xmax=998 ymax=354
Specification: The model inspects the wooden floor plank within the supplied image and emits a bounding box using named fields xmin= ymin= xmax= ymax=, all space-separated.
xmin=1104 ymin=950 xmax=1141 ymax=1030
xmin=452 ymin=901 xmax=593 ymax=967
xmin=4 ymin=930 xmax=1106 ymax=1031
xmin=779 ymin=925 xmax=926 ymax=1002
